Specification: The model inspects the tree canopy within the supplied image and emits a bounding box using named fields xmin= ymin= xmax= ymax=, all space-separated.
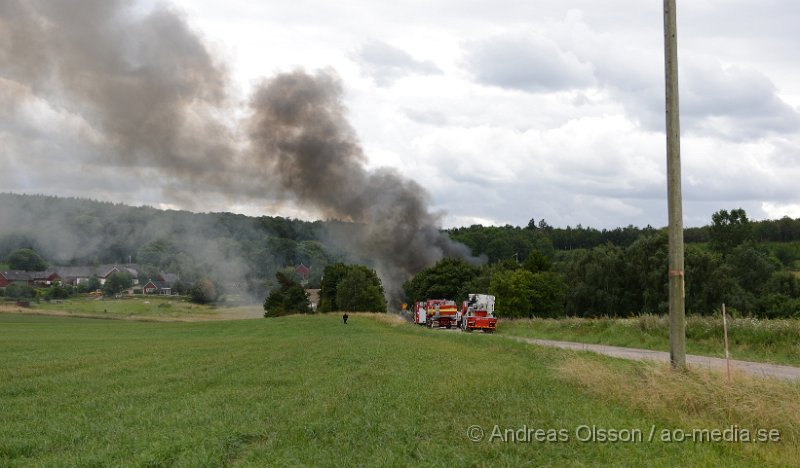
xmin=263 ymin=272 xmax=311 ymax=316
xmin=103 ymin=271 xmax=133 ymax=296
xmin=709 ymin=208 xmax=753 ymax=256
xmin=402 ymin=257 xmax=481 ymax=304
xmin=7 ymin=248 xmax=48 ymax=271
xmin=319 ymin=263 xmax=386 ymax=312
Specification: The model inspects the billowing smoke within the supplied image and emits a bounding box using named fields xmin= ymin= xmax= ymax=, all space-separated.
xmin=0 ymin=1 xmax=482 ymax=303
xmin=0 ymin=0 xmax=257 ymax=197
xmin=248 ymin=71 xmax=481 ymax=299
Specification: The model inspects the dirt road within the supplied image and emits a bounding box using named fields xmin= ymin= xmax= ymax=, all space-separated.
xmin=508 ymin=336 xmax=800 ymax=381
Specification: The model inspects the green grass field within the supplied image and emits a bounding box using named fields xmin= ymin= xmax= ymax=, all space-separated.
xmin=1 ymin=313 xmax=797 ymax=466
xmin=2 ymin=296 xmax=263 ymax=321
xmin=499 ymin=315 xmax=800 ymax=367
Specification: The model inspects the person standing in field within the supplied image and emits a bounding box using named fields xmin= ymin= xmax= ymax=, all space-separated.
xmin=343 ymin=313 xmax=348 ymax=324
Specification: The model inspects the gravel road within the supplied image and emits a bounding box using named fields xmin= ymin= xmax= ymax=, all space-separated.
xmin=508 ymin=336 xmax=800 ymax=381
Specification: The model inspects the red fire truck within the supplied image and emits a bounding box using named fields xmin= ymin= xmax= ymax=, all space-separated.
xmin=460 ymin=294 xmax=497 ymax=333
xmin=414 ymin=299 xmax=459 ymax=328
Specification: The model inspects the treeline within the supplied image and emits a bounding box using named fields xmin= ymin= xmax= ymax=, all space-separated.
xmin=449 ymin=215 xmax=800 ymax=261
xmin=5 ymin=193 xmax=800 ymax=316
xmin=416 ymin=209 xmax=800 ymax=319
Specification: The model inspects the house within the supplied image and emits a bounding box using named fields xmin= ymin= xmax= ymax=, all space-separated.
xmin=30 ymin=270 xmax=62 ymax=286
xmin=53 ymin=264 xmax=139 ymax=286
xmin=143 ymin=280 xmax=172 ymax=295
xmin=53 ymin=266 xmax=100 ymax=286
xmin=1 ymin=270 xmax=62 ymax=288
xmin=295 ymin=263 xmax=311 ymax=283
xmin=0 ymin=271 xmax=32 ymax=288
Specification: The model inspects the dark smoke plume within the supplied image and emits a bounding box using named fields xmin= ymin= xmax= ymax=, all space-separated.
xmin=0 ymin=0 xmax=261 ymax=198
xmin=1 ymin=1 xmax=482 ymax=303
xmin=248 ymin=71 xmax=482 ymax=300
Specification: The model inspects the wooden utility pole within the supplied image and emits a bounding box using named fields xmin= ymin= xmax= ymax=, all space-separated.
xmin=663 ymin=0 xmax=686 ymax=369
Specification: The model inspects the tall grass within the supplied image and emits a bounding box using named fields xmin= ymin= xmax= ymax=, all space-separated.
xmin=558 ymin=355 xmax=800 ymax=465
xmin=499 ymin=315 xmax=800 ymax=366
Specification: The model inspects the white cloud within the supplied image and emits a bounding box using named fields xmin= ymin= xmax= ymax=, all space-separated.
xmin=762 ymin=202 xmax=800 ymax=219
xmin=352 ymin=40 xmax=441 ymax=85
xmin=465 ymin=32 xmax=595 ymax=92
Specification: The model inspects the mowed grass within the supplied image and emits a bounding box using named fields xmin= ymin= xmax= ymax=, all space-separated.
xmin=499 ymin=315 xmax=800 ymax=367
xmin=4 ymin=296 xmax=262 ymax=321
xmin=1 ymin=314 xmax=797 ymax=466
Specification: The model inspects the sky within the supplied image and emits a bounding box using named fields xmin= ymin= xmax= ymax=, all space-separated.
xmin=2 ymin=0 xmax=799 ymax=230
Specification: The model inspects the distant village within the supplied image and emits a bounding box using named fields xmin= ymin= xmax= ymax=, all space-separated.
xmin=0 ymin=264 xmax=178 ymax=295
xmin=0 ymin=262 xmax=316 ymax=300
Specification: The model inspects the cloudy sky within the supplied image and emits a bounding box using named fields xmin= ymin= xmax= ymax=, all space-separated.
xmin=2 ymin=0 xmax=799 ymax=229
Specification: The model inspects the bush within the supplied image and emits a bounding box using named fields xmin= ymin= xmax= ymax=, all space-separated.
xmin=263 ymin=272 xmax=310 ymax=317
xmin=45 ymin=284 xmax=73 ymax=300
xmin=190 ymin=278 xmax=218 ymax=304
xmin=103 ymin=272 xmax=133 ymax=296
xmin=4 ymin=283 xmax=35 ymax=299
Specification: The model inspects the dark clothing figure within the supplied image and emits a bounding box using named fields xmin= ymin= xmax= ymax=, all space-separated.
xmin=343 ymin=313 xmax=349 ymax=324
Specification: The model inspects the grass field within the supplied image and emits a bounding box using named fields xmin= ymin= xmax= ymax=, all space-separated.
xmin=1 ymin=296 xmax=264 ymax=321
xmin=1 ymin=313 xmax=798 ymax=466
xmin=499 ymin=315 xmax=800 ymax=367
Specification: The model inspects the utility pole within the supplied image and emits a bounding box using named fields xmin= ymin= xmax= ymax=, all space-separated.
xmin=663 ymin=0 xmax=686 ymax=369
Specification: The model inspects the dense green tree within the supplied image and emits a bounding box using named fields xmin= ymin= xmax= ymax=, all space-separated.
xmin=136 ymin=240 xmax=174 ymax=267
xmin=528 ymin=272 xmax=568 ymax=318
xmin=684 ymin=246 xmax=723 ymax=314
xmin=725 ymin=245 xmax=779 ymax=295
xmin=87 ymin=275 xmax=102 ymax=292
xmin=103 ymin=271 xmax=133 ymax=296
xmin=318 ymin=263 xmax=350 ymax=312
xmin=489 ymin=269 xmax=536 ymax=317
xmin=625 ymin=232 xmax=669 ymax=314
xmin=561 ymin=245 xmax=630 ymax=317
xmin=77 ymin=276 xmax=102 ymax=293
xmin=753 ymin=271 xmax=800 ymax=318
xmin=7 ymin=248 xmax=47 ymax=271
xmin=45 ymin=284 xmax=73 ymax=300
xmin=709 ymin=208 xmax=753 ymax=255
xmin=402 ymin=257 xmax=481 ymax=304
xmin=488 ymin=269 xmax=567 ymax=318
xmin=263 ymin=272 xmax=310 ymax=316
xmin=522 ymin=250 xmax=552 ymax=274
xmin=763 ymin=271 xmax=800 ymax=298
xmin=335 ymin=266 xmax=387 ymax=312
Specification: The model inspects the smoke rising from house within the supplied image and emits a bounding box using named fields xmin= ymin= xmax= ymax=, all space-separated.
xmin=248 ymin=71 xmax=482 ymax=299
xmin=0 ymin=1 xmax=481 ymax=300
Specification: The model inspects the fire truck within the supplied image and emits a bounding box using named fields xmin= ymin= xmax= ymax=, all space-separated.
xmin=460 ymin=294 xmax=497 ymax=333
xmin=414 ymin=299 xmax=459 ymax=328
xmin=413 ymin=301 xmax=427 ymax=325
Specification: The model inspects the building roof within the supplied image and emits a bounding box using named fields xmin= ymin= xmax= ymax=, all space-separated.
xmin=1 ymin=271 xmax=32 ymax=281
xmin=143 ymin=280 xmax=171 ymax=290
xmin=52 ymin=264 xmax=139 ymax=279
